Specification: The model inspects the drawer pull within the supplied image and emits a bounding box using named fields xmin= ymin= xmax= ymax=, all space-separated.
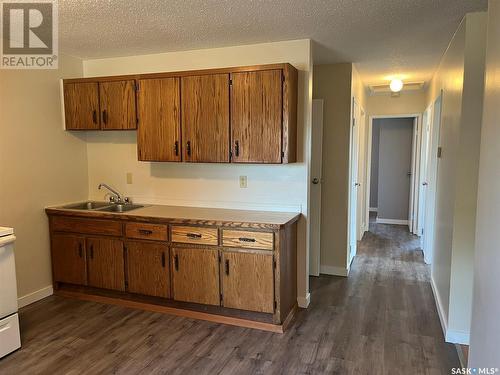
xmin=174 ymin=254 xmax=179 ymax=271
xmin=225 ymin=259 xmax=230 ymax=275
xmin=186 ymin=233 xmax=202 ymax=239
xmin=239 ymin=237 xmax=256 ymax=243
xmin=78 ymin=243 xmax=83 ymax=258
xmin=138 ymin=229 xmax=153 ymax=235
xmin=161 ymin=252 xmax=166 ymax=268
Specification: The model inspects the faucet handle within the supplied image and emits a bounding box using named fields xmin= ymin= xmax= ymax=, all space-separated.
xmin=109 ymin=196 xmax=116 ymax=203
xmin=124 ymin=197 xmax=131 ymax=204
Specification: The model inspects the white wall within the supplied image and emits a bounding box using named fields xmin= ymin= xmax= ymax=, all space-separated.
xmin=82 ymin=39 xmax=313 ymax=306
xmin=0 ymin=55 xmax=89 ymax=301
xmin=469 ymin=0 xmax=500 ymax=367
xmin=426 ymin=12 xmax=487 ymax=344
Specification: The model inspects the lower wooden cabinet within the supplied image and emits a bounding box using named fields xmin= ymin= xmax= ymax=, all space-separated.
xmin=222 ymin=251 xmax=275 ymax=313
xmin=87 ymin=237 xmax=125 ymax=291
xmin=171 ymin=247 xmax=220 ymax=305
xmin=126 ymin=241 xmax=170 ymax=298
xmin=51 ymin=233 xmax=87 ymax=285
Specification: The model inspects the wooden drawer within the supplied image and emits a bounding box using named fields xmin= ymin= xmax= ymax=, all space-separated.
xmin=50 ymin=216 xmax=122 ymax=236
xmin=125 ymin=222 xmax=168 ymax=241
xmin=222 ymin=230 xmax=274 ymax=250
xmin=171 ymin=226 xmax=218 ymax=246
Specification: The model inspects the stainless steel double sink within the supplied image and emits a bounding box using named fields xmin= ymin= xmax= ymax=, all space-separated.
xmin=63 ymin=201 xmax=144 ymax=213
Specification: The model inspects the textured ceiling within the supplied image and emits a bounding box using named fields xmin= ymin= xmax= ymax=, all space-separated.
xmin=59 ymin=0 xmax=487 ymax=84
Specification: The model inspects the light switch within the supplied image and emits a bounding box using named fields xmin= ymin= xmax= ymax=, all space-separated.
xmin=126 ymin=172 xmax=133 ymax=184
xmin=239 ymin=176 xmax=248 ymax=188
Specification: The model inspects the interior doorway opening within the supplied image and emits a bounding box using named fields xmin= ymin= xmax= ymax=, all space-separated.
xmin=366 ymin=115 xmax=421 ymax=234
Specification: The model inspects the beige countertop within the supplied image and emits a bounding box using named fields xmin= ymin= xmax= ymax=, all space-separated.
xmin=46 ymin=202 xmax=301 ymax=228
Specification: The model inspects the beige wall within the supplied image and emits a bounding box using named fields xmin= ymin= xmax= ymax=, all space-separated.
xmin=470 ymin=0 xmax=500 ymax=366
xmin=82 ymin=39 xmax=313 ymax=304
xmin=367 ymin=91 xmax=426 ymax=116
xmin=0 ymin=55 xmax=89 ymax=300
xmin=313 ymin=63 xmax=352 ymax=274
xmin=426 ymin=12 xmax=487 ymax=344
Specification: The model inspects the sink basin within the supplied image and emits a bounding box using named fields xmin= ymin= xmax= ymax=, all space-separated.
xmin=97 ymin=204 xmax=144 ymax=213
xmin=63 ymin=201 xmax=111 ymax=210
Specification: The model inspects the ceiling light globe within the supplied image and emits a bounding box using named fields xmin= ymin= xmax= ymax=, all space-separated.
xmin=390 ymin=79 xmax=404 ymax=92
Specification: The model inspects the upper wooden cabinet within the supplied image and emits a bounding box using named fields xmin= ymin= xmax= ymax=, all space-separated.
xmin=62 ymin=63 xmax=297 ymax=163
xmin=181 ymin=74 xmax=230 ymax=163
xmin=230 ymin=70 xmax=283 ymax=163
xmin=99 ymin=80 xmax=137 ymax=130
xmin=63 ymin=82 xmax=100 ymax=130
xmin=137 ymin=78 xmax=181 ymax=161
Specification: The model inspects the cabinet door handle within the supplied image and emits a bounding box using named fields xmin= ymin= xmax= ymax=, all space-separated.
xmin=225 ymin=259 xmax=230 ymax=276
xmin=138 ymin=229 xmax=153 ymax=235
xmin=92 ymin=110 xmax=98 ymax=124
xmin=102 ymin=110 xmax=108 ymax=125
xmin=78 ymin=243 xmax=83 ymax=258
xmin=235 ymin=140 xmax=240 ymax=157
xmin=90 ymin=244 xmax=94 ymax=259
xmin=239 ymin=237 xmax=256 ymax=243
xmin=174 ymin=254 xmax=179 ymax=271
xmin=186 ymin=141 xmax=191 ymax=157
xmin=186 ymin=233 xmax=202 ymax=239
xmin=174 ymin=141 xmax=179 ymax=156
xmin=161 ymin=252 xmax=166 ymax=268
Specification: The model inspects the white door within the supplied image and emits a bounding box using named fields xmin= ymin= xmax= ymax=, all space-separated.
xmin=309 ymin=100 xmax=324 ymax=276
xmin=408 ymin=117 xmax=418 ymax=232
xmin=348 ymin=98 xmax=360 ymax=266
xmin=423 ymin=93 xmax=442 ymax=264
xmin=357 ymin=107 xmax=367 ymax=241
xmin=418 ymin=105 xmax=432 ymax=240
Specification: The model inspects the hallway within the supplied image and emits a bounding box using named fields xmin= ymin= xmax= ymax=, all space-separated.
xmin=0 ymin=222 xmax=459 ymax=375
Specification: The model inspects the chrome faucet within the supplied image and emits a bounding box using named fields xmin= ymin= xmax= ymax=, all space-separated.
xmin=98 ymin=183 xmax=129 ymax=203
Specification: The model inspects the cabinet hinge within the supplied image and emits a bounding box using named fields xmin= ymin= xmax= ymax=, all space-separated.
xmin=274 ymin=300 xmax=277 ymax=310
xmin=220 ymin=293 xmax=223 ymax=304
xmin=273 ymin=259 xmax=277 ymax=269
xmin=229 ymin=79 xmax=232 ymax=86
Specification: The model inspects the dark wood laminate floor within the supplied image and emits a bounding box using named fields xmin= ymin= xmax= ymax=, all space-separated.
xmin=0 ymin=221 xmax=459 ymax=374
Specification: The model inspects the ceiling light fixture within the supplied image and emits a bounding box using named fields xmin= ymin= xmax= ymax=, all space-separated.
xmin=390 ymin=79 xmax=404 ymax=92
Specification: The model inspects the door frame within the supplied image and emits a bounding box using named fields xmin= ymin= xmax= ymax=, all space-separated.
xmin=365 ymin=113 xmax=423 ymax=233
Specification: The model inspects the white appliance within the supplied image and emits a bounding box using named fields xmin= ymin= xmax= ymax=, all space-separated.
xmin=0 ymin=227 xmax=21 ymax=358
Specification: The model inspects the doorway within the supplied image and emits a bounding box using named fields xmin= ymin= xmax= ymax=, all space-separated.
xmin=366 ymin=115 xmax=421 ymax=230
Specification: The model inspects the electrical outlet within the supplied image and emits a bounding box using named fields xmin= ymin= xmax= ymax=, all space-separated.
xmin=126 ymin=172 xmax=133 ymax=184
xmin=239 ymin=176 xmax=248 ymax=188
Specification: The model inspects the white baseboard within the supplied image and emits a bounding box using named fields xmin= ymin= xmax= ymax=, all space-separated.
xmin=376 ymin=218 xmax=408 ymax=225
xmin=320 ymin=265 xmax=349 ymax=277
xmin=17 ymin=285 xmax=53 ymax=308
xmin=297 ymin=293 xmax=310 ymax=308
xmin=446 ymin=330 xmax=470 ymax=345
xmin=369 ymin=207 xmax=378 ymax=212
xmin=430 ymin=276 xmax=448 ymax=339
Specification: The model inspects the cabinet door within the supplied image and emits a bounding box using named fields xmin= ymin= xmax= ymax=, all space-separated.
xmin=99 ymin=80 xmax=137 ymax=130
xmin=51 ymin=233 xmax=87 ymax=285
xmin=222 ymin=251 xmax=274 ymax=313
xmin=126 ymin=241 xmax=170 ymax=298
xmin=171 ymin=247 xmax=220 ymax=305
xmin=137 ymin=78 xmax=181 ymax=161
xmin=230 ymin=70 xmax=282 ymax=163
xmin=87 ymin=237 xmax=125 ymax=291
xmin=181 ymin=74 xmax=230 ymax=162
xmin=63 ymin=82 xmax=100 ymax=130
